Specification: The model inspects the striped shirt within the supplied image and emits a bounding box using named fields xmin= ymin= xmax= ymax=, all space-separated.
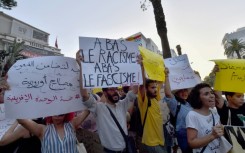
xmin=41 ymin=122 xmax=78 ymax=153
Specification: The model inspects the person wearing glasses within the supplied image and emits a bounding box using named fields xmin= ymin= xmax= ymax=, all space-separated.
xmin=76 ymin=50 xmax=138 ymax=153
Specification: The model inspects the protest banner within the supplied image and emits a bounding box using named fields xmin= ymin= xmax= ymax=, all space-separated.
xmin=224 ymin=126 xmax=245 ymax=152
xmin=0 ymin=104 xmax=15 ymax=140
xmin=212 ymin=59 xmax=245 ymax=93
xmin=164 ymin=54 xmax=201 ymax=90
xmin=79 ymin=37 xmax=142 ymax=88
xmin=139 ymin=46 xmax=165 ymax=81
xmin=4 ymin=56 xmax=86 ymax=119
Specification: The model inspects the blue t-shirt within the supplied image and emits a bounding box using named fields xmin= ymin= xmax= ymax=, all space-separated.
xmin=163 ymin=97 xmax=192 ymax=131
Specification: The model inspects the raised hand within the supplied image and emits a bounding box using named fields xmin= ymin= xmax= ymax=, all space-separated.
xmin=76 ymin=49 xmax=84 ymax=67
xmin=211 ymin=124 xmax=224 ymax=139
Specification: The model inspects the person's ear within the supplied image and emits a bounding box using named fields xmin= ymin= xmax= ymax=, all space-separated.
xmin=226 ymin=95 xmax=231 ymax=101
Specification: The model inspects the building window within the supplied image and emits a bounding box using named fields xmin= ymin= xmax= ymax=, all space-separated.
xmin=33 ymin=30 xmax=48 ymax=42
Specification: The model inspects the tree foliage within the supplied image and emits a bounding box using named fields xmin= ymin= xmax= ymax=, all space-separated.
xmin=140 ymin=0 xmax=171 ymax=59
xmin=223 ymin=38 xmax=245 ymax=59
xmin=3 ymin=40 xmax=24 ymax=76
xmin=0 ymin=0 xmax=17 ymax=10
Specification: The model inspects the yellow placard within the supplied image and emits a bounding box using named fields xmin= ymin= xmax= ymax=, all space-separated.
xmin=212 ymin=59 xmax=245 ymax=93
xmin=139 ymin=46 xmax=165 ymax=81
xmin=92 ymin=88 xmax=102 ymax=94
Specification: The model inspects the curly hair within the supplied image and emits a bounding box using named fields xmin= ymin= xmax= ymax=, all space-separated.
xmin=188 ymin=83 xmax=212 ymax=109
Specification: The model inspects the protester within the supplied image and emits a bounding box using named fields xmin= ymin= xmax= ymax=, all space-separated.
xmin=212 ymin=65 xmax=245 ymax=126
xmin=137 ymin=55 xmax=166 ymax=153
xmin=80 ymin=93 xmax=101 ymax=132
xmin=215 ymin=91 xmax=245 ymax=126
xmin=163 ymin=67 xmax=192 ymax=153
xmin=186 ymin=83 xmax=231 ymax=153
xmin=17 ymin=110 xmax=89 ymax=153
xmin=0 ymin=79 xmax=43 ymax=153
xmin=76 ymin=50 xmax=138 ymax=153
xmin=0 ymin=120 xmax=43 ymax=153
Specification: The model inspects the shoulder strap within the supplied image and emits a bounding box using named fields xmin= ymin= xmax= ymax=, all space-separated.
xmin=142 ymin=98 xmax=151 ymax=129
xmin=173 ymin=102 xmax=181 ymax=127
xmin=106 ymin=105 xmax=127 ymax=141
xmin=211 ymin=111 xmax=215 ymax=126
xmin=200 ymin=111 xmax=215 ymax=153
xmin=227 ymin=109 xmax=231 ymax=125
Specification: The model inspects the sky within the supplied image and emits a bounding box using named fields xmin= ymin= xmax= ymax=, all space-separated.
xmin=2 ymin=0 xmax=245 ymax=79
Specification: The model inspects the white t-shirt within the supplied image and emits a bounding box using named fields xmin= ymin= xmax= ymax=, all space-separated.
xmin=83 ymin=91 xmax=136 ymax=151
xmin=186 ymin=109 xmax=226 ymax=153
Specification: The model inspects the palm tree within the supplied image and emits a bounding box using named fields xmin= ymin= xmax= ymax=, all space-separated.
xmin=141 ymin=0 xmax=171 ymax=58
xmin=0 ymin=0 xmax=17 ymax=9
xmin=3 ymin=39 xmax=25 ymax=76
xmin=224 ymin=39 xmax=245 ymax=59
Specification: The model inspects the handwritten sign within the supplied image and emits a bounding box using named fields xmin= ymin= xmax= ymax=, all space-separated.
xmin=4 ymin=56 xmax=86 ymax=119
xmin=139 ymin=46 xmax=165 ymax=81
xmin=164 ymin=54 xmax=201 ymax=90
xmin=0 ymin=104 xmax=15 ymax=140
xmin=79 ymin=37 xmax=143 ymax=88
xmin=212 ymin=59 xmax=245 ymax=93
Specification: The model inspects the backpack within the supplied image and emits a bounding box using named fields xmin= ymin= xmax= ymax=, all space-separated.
xmin=129 ymin=97 xmax=151 ymax=137
xmin=165 ymin=102 xmax=181 ymax=137
xmin=129 ymin=98 xmax=143 ymax=137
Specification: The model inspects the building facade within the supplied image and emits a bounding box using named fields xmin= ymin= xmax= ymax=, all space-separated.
xmin=125 ymin=32 xmax=160 ymax=53
xmin=0 ymin=11 xmax=62 ymax=76
xmin=125 ymin=32 xmax=177 ymax=57
xmin=222 ymin=27 xmax=245 ymax=59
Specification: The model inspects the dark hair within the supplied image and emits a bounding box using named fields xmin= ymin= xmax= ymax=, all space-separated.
xmin=189 ymin=83 xmax=212 ymax=109
xmin=102 ymin=88 xmax=108 ymax=92
xmin=174 ymin=94 xmax=186 ymax=104
xmin=224 ymin=92 xmax=235 ymax=100
xmin=145 ymin=79 xmax=157 ymax=88
xmin=122 ymin=86 xmax=130 ymax=94
xmin=96 ymin=92 xmax=103 ymax=97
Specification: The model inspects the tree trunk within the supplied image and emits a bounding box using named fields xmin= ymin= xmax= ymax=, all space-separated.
xmin=150 ymin=0 xmax=171 ymax=59
xmin=235 ymin=50 xmax=241 ymax=59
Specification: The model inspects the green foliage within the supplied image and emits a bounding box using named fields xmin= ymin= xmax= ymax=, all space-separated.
xmin=3 ymin=39 xmax=24 ymax=73
xmin=0 ymin=0 xmax=17 ymax=10
xmin=203 ymin=75 xmax=215 ymax=87
xmin=224 ymin=39 xmax=245 ymax=59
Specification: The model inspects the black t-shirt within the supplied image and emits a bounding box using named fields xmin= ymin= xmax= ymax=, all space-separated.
xmin=217 ymin=102 xmax=245 ymax=126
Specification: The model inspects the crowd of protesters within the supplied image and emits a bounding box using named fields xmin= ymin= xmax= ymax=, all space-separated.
xmin=0 ymin=50 xmax=244 ymax=153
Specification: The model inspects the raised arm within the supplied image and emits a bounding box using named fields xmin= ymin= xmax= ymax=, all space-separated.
xmin=211 ymin=64 xmax=225 ymax=108
xmin=17 ymin=119 xmax=45 ymax=139
xmin=0 ymin=122 xmax=32 ymax=146
xmin=71 ymin=110 xmax=90 ymax=129
xmin=214 ymin=90 xmax=225 ymax=109
xmin=76 ymin=50 xmax=89 ymax=101
xmin=164 ymin=67 xmax=173 ymax=98
xmin=0 ymin=121 xmax=19 ymax=146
